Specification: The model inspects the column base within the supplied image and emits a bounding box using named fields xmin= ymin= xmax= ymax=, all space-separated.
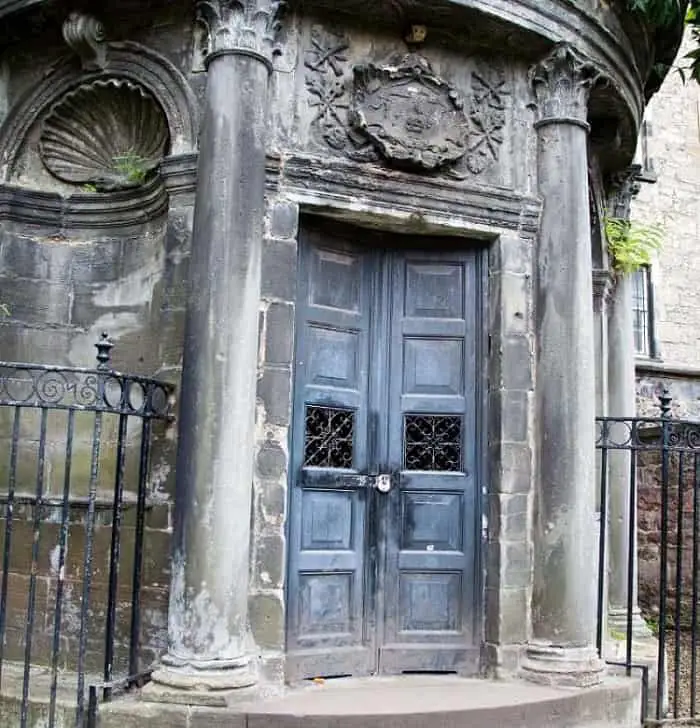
xmin=521 ymin=642 xmax=605 ymax=687
xmin=608 ymin=607 xmax=654 ymax=640
xmin=145 ymin=654 xmax=257 ymax=706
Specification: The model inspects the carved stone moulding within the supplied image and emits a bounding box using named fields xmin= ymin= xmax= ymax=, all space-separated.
xmin=350 ymin=54 xmax=468 ymax=172
xmin=39 ymin=79 xmax=169 ymax=192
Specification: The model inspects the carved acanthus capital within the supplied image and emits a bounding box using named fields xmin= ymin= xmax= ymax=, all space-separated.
xmin=529 ymin=43 xmax=604 ymax=129
xmin=195 ymin=0 xmax=286 ymax=68
xmin=606 ymin=164 xmax=642 ymax=220
xmin=62 ymin=12 xmax=106 ymax=70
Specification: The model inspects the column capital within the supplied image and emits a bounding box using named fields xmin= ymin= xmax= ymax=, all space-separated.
xmin=606 ymin=164 xmax=642 ymax=220
xmin=196 ymin=0 xmax=286 ymax=71
xmin=592 ymin=267 xmax=614 ymax=312
xmin=529 ymin=43 xmax=604 ymax=130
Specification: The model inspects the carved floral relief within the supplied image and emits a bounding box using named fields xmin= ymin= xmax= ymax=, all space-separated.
xmin=304 ymin=27 xmax=509 ymax=177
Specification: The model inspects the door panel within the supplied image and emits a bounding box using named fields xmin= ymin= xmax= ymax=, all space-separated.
xmin=380 ymin=252 xmax=479 ymax=673
xmin=286 ymin=227 xmax=375 ymax=680
xmin=287 ymin=222 xmax=482 ymax=681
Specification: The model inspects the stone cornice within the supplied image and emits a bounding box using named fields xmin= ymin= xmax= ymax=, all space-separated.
xmin=530 ymin=43 xmax=604 ymax=130
xmin=636 ymin=358 xmax=700 ymax=380
xmin=276 ymin=153 xmax=542 ymax=236
xmin=0 ymin=175 xmax=168 ymax=232
xmin=196 ymin=0 xmax=286 ymax=70
xmin=160 ymin=154 xmax=199 ymax=197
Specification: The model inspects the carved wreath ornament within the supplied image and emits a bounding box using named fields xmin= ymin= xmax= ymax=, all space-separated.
xmin=304 ymin=28 xmax=509 ymax=176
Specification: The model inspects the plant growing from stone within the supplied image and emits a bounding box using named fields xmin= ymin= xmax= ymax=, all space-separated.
xmin=604 ymin=216 xmax=664 ymax=274
xmin=0 ymin=304 xmax=9 ymax=316
xmin=111 ymin=151 xmax=149 ymax=185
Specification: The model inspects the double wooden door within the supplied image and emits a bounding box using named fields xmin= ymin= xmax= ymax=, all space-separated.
xmin=286 ymin=220 xmax=483 ymax=680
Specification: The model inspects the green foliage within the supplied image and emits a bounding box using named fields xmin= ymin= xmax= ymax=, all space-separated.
xmin=604 ymin=216 xmax=664 ymax=274
xmin=628 ymin=0 xmax=684 ymax=26
xmin=81 ymin=183 xmax=98 ymax=193
xmin=628 ymin=0 xmax=700 ymax=84
xmin=112 ymin=151 xmax=149 ymax=185
xmin=0 ymin=303 xmax=9 ymax=316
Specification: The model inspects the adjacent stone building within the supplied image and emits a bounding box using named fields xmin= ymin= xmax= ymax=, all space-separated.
xmin=0 ymin=0 xmax=688 ymax=725
xmin=630 ymin=30 xmax=700 ymax=621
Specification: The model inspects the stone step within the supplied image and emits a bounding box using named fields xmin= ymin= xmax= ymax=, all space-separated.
xmin=94 ymin=675 xmax=643 ymax=728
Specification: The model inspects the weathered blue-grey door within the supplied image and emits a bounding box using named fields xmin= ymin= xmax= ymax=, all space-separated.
xmin=286 ymin=221 xmax=482 ymax=681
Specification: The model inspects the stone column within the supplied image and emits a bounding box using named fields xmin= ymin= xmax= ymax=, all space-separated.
xmin=522 ymin=43 xmax=605 ymax=687
xmin=152 ymin=0 xmax=284 ymax=695
xmin=593 ymin=269 xmax=612 ymax=417
xmin=592 ymin=268 xmax=612 ymax=648
xmin=606 ymin=168 xmax=652 ymax=639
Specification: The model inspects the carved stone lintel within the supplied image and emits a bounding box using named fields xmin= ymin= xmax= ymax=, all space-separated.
xmin=62 ymin=12 xmax=107 ymax=70
xmin=195 ymin=0 xmax=286 ymax=69
xmin=606 ymin=164 xmax=642 ymax=220
xmin=529 ymin=43 xmax=604 ymax=129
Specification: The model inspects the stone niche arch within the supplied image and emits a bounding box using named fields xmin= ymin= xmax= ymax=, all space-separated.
xmin=0 ymin=40 xmax=199 ymax=183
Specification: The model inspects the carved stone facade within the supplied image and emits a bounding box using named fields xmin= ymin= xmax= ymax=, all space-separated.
xmin=303 ymin=27 xmax=508 ymax=176
xmin=0 ymin=0 xmax=686 ymax=722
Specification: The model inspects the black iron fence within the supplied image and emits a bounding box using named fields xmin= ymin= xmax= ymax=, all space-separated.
xmin=596 ymin=392 xmax=700 ymax=725
xmin=0 ymin=334 xmax=172 ymax=727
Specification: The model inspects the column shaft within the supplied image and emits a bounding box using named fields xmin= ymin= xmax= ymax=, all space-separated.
xmin=607 ymin=272 xmax=651 ymax=638
xmin=523 ymin=43 xmax=605 ymax=686
xmin=153 ymin=1 xmax=279 ymax=688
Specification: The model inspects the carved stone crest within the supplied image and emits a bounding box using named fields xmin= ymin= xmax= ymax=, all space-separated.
xmin=349 ymin=55 xmax=468 ymax=172
xmin=303 ymin=27 xmax=509 ymax=177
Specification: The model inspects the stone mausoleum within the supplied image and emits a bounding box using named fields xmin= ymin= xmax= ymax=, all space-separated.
xmin=0 ymin=0 xmax=687 ymax=724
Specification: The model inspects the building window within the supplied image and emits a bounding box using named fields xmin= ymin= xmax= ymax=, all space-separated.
xmin=632 ymin=265 xmax=656 ymax=357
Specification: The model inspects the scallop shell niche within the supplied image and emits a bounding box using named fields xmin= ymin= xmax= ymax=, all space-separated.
xmin=39 ymin=79 xmax=169 ymax=191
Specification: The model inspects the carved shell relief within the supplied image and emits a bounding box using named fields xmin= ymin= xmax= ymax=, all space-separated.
xmin=39 ymin=80 xmax=169 ymax=192
xmin=304 ymin=27 xmax=509 ymax=177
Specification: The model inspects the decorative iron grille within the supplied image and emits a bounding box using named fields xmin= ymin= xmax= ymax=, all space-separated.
xmin=404 ymin=414 xmax=462 ymax=472
xmin=303 ymin=405 xmax=354 ymax=468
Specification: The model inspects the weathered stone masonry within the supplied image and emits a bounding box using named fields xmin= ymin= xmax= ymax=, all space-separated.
xmin=0 ymin=0 xmax=684 ymax=704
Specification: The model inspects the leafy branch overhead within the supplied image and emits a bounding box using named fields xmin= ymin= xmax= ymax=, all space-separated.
xmin=604 ymin=217 xmax=664 ymax=274
xmin=629 ymin=0 xmax=700 ymax=83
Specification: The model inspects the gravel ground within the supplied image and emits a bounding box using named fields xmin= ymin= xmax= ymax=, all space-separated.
xmin=664 ymin=631 xmax=700 ymax=719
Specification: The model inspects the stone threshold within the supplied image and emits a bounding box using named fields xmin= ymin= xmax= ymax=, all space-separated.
xmin=0 ymin=668 xmax=644 ymax=728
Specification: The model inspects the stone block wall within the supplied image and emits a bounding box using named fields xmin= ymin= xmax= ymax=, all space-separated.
xmin=0 ymin=208 xmax=185 ymax=674
xmin=631 ymin=31 xmax=700 ymax=368
xmin=0 ymin=0 xmax=198 ymax=676
xmin=631 ymin=27 xmax=700 ymax=626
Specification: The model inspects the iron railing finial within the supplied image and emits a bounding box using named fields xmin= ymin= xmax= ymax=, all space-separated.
xmin=95 ymin=332 xmax=114 ymax=370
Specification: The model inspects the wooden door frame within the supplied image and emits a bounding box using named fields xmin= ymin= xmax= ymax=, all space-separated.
xmin=283 ymin=214 xmax=489 ymax=682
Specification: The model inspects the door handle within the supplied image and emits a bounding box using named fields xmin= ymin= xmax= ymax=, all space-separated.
xmin=374 ymin=473 xmax=392 ymax=493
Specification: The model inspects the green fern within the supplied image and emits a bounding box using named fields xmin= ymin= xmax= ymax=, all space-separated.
xmin=604 ymin=217 xmax=664 ymax=275
xmin=112 ymin=152 xmax=149 ymax=185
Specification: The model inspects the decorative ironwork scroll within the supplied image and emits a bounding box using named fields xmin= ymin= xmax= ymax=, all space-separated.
xmin=404 ymin=414 xmax=462 ymax=471
xmin=304 ymin=405 xmax=355 ymax=468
